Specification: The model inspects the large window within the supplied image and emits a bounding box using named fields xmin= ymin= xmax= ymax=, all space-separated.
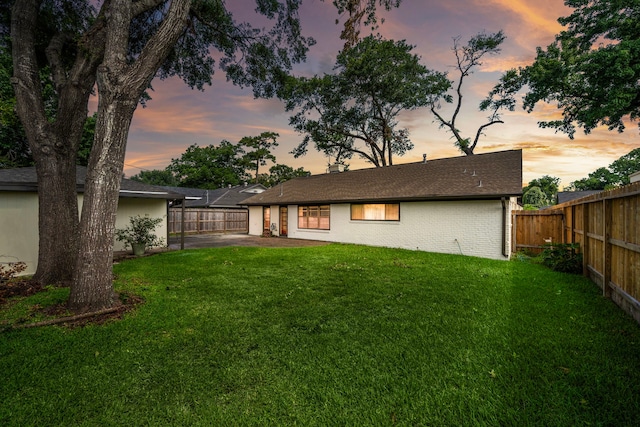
xmin=298 ymin=205 xmax=330 ymax=230
xmin=351 ymin=203 xmax=400 ymax=221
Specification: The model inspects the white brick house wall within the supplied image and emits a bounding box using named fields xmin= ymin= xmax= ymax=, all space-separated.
xmin=250 ymin=198 xmax=517 ymax=260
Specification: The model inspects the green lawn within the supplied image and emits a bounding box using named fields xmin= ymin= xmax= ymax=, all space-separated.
xmin=2 ymin=244 xmax=639 ymax=426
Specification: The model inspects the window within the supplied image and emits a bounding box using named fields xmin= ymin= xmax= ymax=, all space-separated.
xmin=351 ymin=203 xmax=400 ymax=221
xmin=298 ymin=205 xmax=330 ymax=230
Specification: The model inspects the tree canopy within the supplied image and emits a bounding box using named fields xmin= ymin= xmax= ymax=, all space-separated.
xmin=168 ymin=141 xmax=249 ymax=189
xmin=239 ymin=131 xmax=279 ymax=183
xmin=286 ymin=35 xmax=450 ymax=167
xmin=135 ymin=135 xmax=309 ymax=189
xmin=522 ymin=186 xmax=548 ymax=208
xmin=262 ymin=163 xmax=310 ymax=187
xmin=129 ymin=169 xmax=179 ymax=187
xmin=523 ymin=175 xmax=560 ymax=205
xmin=568 ymin=147 xmax=640 ymax=190
xmin=522 ymin=0 xmax=640 ymax=137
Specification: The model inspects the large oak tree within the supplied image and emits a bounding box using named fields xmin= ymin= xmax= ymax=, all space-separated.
xmin=286 ymin=35 xmax=450 ymax=167
xmin=9 ymin=0 xmax=399 ymax=312
xmin=10 ymin=0 xmax=102 ymax=285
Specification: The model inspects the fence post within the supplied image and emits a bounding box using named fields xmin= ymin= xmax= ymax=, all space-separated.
xmin=582 ymin=203 xmax=589 ymax=278
xmin=603 ymin=199 xmax=612 ymax=298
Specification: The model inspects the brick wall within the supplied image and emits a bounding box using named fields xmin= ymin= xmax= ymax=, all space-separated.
xmin=251 ymin=199 xmax=514 ymax=260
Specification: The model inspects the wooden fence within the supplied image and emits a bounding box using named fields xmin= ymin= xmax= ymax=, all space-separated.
xmin=511 ymin=210 xmax=564 ymax=254
xmin=169 ymin=208 xmax=248 ymax=234
xmin=512 ymin=181 xmax=640 ymax=324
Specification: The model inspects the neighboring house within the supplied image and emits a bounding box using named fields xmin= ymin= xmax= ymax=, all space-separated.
xmin=163 ymin=183 xmax=266 ymax=208
xmin=243 ymin=150 xmax=522 ymax=260
xmin=163 ymin=183 xmax=266 ymax=234
xmin=0 ymin=166 xmax=184 ymax=276
xmin=557 ymin=190 xmax=602 ymax=205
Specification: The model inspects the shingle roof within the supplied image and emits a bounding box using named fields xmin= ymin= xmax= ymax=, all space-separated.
xmin=243 ymin=150 xmax=522 ymax=205
xmin=161 ymin=184 xmax=266 ymax=207
xmin=557 ymin=190 xmax=601 ymax=204
xmin=0 ymin=166 xmax=184 ymax=200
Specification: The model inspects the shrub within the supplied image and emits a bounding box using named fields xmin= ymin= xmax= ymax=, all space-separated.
xmin=115 ymin=215 xmax=165 ymax=251
xmin=538 ymin=243 xmax=583 ymax=274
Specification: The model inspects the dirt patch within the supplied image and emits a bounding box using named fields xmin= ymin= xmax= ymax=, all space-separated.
xmin=1 ymin=279 xmax=143 ymax=329
xmin=0 ymin=280 xmax=44 ymax=305
xmin=37 ymin=291 xmax=144 ymax=328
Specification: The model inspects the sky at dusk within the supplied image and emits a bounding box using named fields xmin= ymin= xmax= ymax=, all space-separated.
xmin=119 ymin=0 xmax=639 ymax=189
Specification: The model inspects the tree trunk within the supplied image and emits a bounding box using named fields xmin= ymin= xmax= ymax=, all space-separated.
xmin=68 ymin=94 xmax=135 ymax=312
xmin=31 ymin=152 xmax=79 ymax=284
xmin=67 ymin=0 xmax=190 ymax=312
xmin=11 ymin=0 xmax=96 ymax=284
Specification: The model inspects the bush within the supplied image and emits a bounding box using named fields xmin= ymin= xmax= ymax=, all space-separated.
xmin=538 ymin=243 xmax=583 ymax=274
xmin=115 ymin=215 xmax=165 ymax=251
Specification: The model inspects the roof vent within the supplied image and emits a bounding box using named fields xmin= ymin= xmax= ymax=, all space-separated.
xmin=422 ymin=153 xmax=427 ymax=163
xmin=478 ymin=180 xmax=483 ymax=187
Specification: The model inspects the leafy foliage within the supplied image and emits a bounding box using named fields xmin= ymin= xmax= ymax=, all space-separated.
xmin=115 ymin=215 xmax=165 ymax=250
xmin=286 ymin=35 xmax=450 ymax=166
xmin=129 ymin=169 xmax=179 ymax=187
xmin=262 ymin=163 xmax=310 ymax=187
xmin=334 ymin=0 xmax=403 ymax=49
xmin=132 ymin=136 xmax=309 ymax=189
xmin=522 ymin=0 xmax=640 ymax=137
xmin=168 ymin=141 xmax=249 ymax=189
xmin=523 ymin=175 xmax=560 ymax=205
xmin=239 ymin=131 xmax=279 ymax=183
xmin=522 ymin=186 xmax=548 ymax=208
xmin=567 ymin=147 xmax=640 ymax=190
xmin=538 ymin=243 xmax=583 ymax=274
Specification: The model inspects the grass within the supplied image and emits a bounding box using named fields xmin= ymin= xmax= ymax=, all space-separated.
xmin=1 ymin=244 xmax=639 ymax=426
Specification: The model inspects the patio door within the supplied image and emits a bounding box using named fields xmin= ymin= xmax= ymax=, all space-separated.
xmin=280 ymin=206 xmax=288 ymax=237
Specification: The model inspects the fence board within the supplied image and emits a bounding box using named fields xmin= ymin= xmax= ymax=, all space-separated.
xmin=169 ymin=208 xmax=248 ymax=234
xmin=513 ymin=181 xmax=640 ymax=324
xmin=511 ymin=211 xmax=564 ymax=254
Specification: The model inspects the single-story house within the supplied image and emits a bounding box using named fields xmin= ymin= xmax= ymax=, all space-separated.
xmin=0 ymin=166 xmax=184 ymax=275
xmin=242 ymin=150 xmax=523 ymax=260
xmin=163 ymin=183 xmax=266 ymax=208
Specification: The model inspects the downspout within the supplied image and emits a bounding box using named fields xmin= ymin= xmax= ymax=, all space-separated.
xmin=501 ymin=197 xmax=508 ymax=258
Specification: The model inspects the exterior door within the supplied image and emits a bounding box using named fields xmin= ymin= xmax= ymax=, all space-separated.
xmin=263 ymin=206 xmax=271 ymax=235
xmin=279 ymin=206 xmax=288 ymax=237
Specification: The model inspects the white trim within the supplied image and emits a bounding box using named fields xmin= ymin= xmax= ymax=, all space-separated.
xmin=119 ymin=190 xmax=171 ymax=196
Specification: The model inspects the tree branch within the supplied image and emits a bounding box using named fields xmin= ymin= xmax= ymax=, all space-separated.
xmin=471 ymin=119 xmax=503 ymax=153
xmin=10 ymin=0 xmax=50 ymax=143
